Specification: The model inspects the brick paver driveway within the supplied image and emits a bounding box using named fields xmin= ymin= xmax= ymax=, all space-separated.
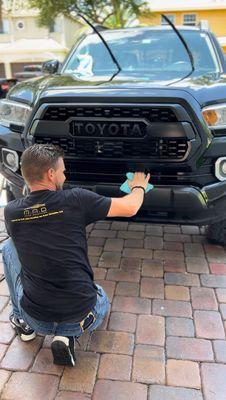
xmin=0 ymin=214 xmax=225 ymax=399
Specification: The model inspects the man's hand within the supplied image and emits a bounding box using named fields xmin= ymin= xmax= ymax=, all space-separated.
xmin=107 ymin=171 xmax=151 ymax=218
xmin=128 ymin=172 xmax=151 ymax=191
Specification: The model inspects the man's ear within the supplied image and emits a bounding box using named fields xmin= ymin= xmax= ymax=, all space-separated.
xmin=46 ymin=168 xmax=55 ymax=181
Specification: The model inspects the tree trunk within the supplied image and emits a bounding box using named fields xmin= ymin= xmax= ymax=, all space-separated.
xmin=0 ymin=0 xmax=3 ymax=33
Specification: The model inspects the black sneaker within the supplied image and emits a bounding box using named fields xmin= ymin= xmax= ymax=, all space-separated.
xmin=51 ymin=336 xmax=76 ymax=367
xmin=9 ymin=315 xmax=36 ymax=342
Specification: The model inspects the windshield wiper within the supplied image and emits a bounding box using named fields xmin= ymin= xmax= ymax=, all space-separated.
xmin=76 ymin=13 xmax=121 ymax=82
xmin=161 ymin=14 xmax=195 ymax=84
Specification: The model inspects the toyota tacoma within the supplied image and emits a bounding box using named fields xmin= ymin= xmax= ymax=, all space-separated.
xmin=1 ymin=24 xmax=226 ymax=243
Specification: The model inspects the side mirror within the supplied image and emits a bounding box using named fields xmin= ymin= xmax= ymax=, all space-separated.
xmin=42 ymin=60 xmax=60 ymax=74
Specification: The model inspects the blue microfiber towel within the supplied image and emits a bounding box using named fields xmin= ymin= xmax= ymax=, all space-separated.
xmin=120 ymin=172 xmax=154 ymax=194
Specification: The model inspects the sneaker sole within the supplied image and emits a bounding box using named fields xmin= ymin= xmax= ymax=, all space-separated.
xmin=51 ymin=340 xmax=75 ymax=367
xmin=10 ymin=321 xmax=36 ymax=342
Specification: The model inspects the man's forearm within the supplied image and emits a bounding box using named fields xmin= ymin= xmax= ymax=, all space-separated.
xmin=122 ymin=187 xmax=145 ymax=216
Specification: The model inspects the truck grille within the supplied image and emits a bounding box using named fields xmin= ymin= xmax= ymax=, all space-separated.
xmin=43 ymin=105 xmax=177 ymax=123
xmin=35 ymin=136 xmax=188 ymax=160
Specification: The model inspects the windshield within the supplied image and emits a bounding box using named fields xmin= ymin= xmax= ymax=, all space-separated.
xmin=63 ymin=29 xmax=220 ymax=81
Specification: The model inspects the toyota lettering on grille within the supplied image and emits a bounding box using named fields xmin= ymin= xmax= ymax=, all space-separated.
xmin=69 ymin=118 xmax=149 ymax=138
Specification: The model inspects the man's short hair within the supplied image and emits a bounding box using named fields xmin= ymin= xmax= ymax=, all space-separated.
xmin=21 ymin=144 xmax=65 ymax=185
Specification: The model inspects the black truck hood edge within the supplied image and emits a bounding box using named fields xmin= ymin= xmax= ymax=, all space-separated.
xmin=7 ymin=72 xmax=226 ymax=108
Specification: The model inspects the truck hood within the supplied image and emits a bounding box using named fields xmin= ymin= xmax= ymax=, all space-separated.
xmin=8 ymin=71 xmax=226 ymax=108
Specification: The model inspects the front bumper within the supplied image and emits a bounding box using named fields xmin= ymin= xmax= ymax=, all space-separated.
xmin=64 ymin=179 xmax=226 ymax=225
xmin=2 ymin=165 xmax=226 ymax=226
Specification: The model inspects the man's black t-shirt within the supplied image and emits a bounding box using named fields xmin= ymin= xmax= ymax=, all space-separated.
xmin=4 ymin=188 xmax=111 ymax=322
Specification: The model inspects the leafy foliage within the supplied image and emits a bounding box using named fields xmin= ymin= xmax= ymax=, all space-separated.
xmin=28 ymin=0 xmax=150 ymax=28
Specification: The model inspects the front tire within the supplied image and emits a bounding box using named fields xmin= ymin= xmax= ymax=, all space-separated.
xmin=207 ymin=221 xmax=226 ymax=245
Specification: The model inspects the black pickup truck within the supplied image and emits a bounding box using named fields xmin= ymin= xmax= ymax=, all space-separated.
xmin=1 ymin=25 xmax=226 ymax=243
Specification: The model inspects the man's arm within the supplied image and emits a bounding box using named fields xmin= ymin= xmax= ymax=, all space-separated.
xmin=107 ymin=172 xmax=150 ymax=218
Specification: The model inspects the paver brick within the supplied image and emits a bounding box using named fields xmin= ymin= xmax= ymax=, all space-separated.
xmin=153 ymin=299 xmax=192 ymax=318
xmin=104 ymin=238 xmax=124 ymax=252
xmin=186 ymin=257 xmax=209 ymax=273
xmin=165 ymin=285 xmax=190 ymax=301
xmin=120 ymin=257 xmax=141 ymax=270
xmin=0 ymin=303 xmax=11 ymax=322
xmin=213 ymin=340 xmax=226 ymax=362
xmin=0 ymin=323 xmax=15 ymax=344
xmin=182 ymin=226 xmax=200 ymax=235
xmin=204 ymin=244 xmax=226 ymax=263
xmin=1 ymin=337 xmax=42 ymax=371
xmin=1 ymin=372 xmax=58 ymax=400
xmin=184 ymin=244 xmax=204 ymax=258
xmin=0 ymin=297 xmax=9 ymax=313
xmin=165 ymin=272 xmax=199 ymax=287
xmin=88 ymin=246 xmax=102 ymax=256
xmin=55 ymin=392 xmax=91 ymax=400
xmin=164 ymin=241 xmax=183 ymax=251
xmin=106 ymin=269 xmax=140 ymax=283
xmin=93 ymin=380 xmax=147 ymax=400
xmin=219 ymin=303 xmax=226 ymax=319
xmin=88 ymin=331 xmax=134 ymax=355
xmin=87 ymin=237 xmax=106 ymax=246
xmin=117 ymin=230 xmax=145 ymax=239
xmin=98 ymin=354 xmax=132 ymax=380
xmin=164 ymin=259 xmax=186 ymax=273
xmin=92 ymin=268 xmax=107 ymax=280
xmin=146 ymin=225 xmax=163 ymax=236
xmin=140 ymin=277 xmax=164 ymax=299
xmin=115 ymin=282 xmax=139 ymax=297
xmin=201 ymin=363 xmax=226 ymax=400
xmin=148 ymin=385 xmax=203 ymax=400
xmin=191 ymin=288 xmax=218 ymax=310
xmin=166 ymin=360 xmax=201 ymax=389
xmin=88 ymin=256 xmax=98 ymax=267
xmin=141 ymin=259 xmax=163 ymax=277
xmin=201 ymin=274 xmax=226 ymax=288
xmin=111 ymin=221 xmax=128 ymax=230
xmin=136 ymin=315 xmax=165 ymax=346
xmin=0 ymin=344 xmax=8 ymax=363
xmin=60 ymin=352 xmax=99 ymax=394
xmin=154 ymin=250 xmax=184 ymax=260
xmin=166 ymin=317 xmax=195 ymax=337
xmin=31 ymin=348 xmax=63 ymax=376
xmin=216 ymin=288 xmax=226 ymax=302
xmin=124 ymin=239 xmax=144 ymax=248
xmin=132 ymin=345 xmax=165 ymax=384
xmin=123 ymin=248 xmax=153 ymax=259
xmin=112 ymin=296 xmax=151 ymax=314
xmin=144 ymin=236 xmax=163 ymax=250
xmin=209 ymin=263 xmax=226 ymax=274
xmin=163 ymin=225 xmax=181 ymax=233
xmin=98 ymin=252 xmax=121 ymax=269
xmin=90 ymin=229 xmax=116 ymax=238
xmin=128 ymin=223 xmax=145 ymax=231
xmin=108 ymin=312 xmax=137 ymax=333
xmin=0 ymin=281 xmax=9 ymax=296
xmin=164 ymin=234 xmax=191 ymax=243
xmin=0 ymin=370 xmax=11 ymax=394
xmin=95 ymin=221 xmax=111 ymax=230
xmin=166 ymin=337 xmax=214 ymax=361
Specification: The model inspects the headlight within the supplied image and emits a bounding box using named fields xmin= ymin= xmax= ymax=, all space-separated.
xmin=0 ymin=99 xmax=32 ymax=128
xmin=202 ymin=104 xmax=226 ymax=129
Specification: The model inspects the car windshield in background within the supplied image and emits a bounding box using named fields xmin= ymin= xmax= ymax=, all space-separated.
xmin=63 ymin=29 xmax=220 ymax=81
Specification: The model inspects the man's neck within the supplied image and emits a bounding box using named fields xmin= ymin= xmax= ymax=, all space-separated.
xmin=29 ymin=182 xmax=56 ymax=192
